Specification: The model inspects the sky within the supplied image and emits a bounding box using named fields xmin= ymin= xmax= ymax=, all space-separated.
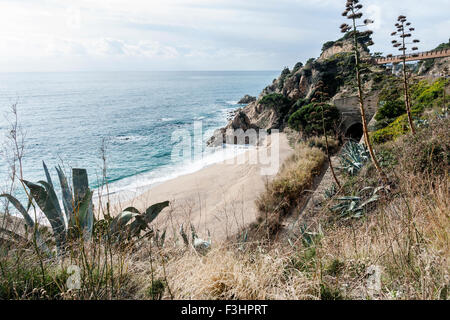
xmin=0 ymin=0 xmax=448 ymax=72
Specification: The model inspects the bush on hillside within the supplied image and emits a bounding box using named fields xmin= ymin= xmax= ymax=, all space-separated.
xmin=288 ymin=103 xmax=341 ymax=136
xmin=322 ymin=41 xmax=336 ymax=52
xmin=371 ymin=114 xmax=410 ymax=144
xmin=292 ymin=62 xmax=303 ymax=73
xmin=278 ymin=67 xmax=291 ymax=90
xmin=375 ymin=99 xmax=406 ymax=124
xmin=259 ymin=93 xmax=292 ymax=115
xmin=411 ymin=78 xmax=448 ymax=110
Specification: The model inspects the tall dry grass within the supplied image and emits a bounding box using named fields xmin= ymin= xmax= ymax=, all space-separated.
xmin=255 ymin=142 xmax=326 ymax=235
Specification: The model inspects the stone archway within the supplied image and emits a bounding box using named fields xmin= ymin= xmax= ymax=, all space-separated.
xmin=345 ymin=122 xmax=363 ymax=141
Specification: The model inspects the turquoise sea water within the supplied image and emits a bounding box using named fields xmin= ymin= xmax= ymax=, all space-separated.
xmin=0 ymin=71 xmax=278 ymax=200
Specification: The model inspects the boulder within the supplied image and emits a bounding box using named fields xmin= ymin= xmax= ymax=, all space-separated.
xmin=238 ymin=95 xmax=257 ymax=104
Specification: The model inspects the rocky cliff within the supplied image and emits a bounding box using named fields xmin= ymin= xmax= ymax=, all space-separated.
xmin=208 ymin=36 xmax=450 ymax=147
xmin=208 ymin=35 xmax=374 ymax=146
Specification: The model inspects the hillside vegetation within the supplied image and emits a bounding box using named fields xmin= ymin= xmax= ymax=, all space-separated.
xmin=1 ymin=26 xmax=449 ymax=299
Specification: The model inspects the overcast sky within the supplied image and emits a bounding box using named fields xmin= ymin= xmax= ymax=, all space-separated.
xmin=0 ymin=0 xmax=448 ymax=72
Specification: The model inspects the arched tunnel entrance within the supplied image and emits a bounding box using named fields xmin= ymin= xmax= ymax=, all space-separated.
xmin=345 ymin=122 xmax=363 ymax=141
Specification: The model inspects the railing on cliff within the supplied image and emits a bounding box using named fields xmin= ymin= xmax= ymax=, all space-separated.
xmin=373 ymin=48 xmax=450 ymax=65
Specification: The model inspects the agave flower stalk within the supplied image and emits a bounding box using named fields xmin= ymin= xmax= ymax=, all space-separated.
xmin=390 ymin=15 xmax=420 ymax=134
xmin=341 ymin=0 xmax=386 ymax=180
xmin=443 ymin=66 xmax=448 ymax=113
xmin=314 ymin=81 xmax=341 ymax=189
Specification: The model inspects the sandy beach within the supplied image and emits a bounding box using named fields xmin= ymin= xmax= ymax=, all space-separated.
xmin=119 ymin=133 xmax=294 ymax=241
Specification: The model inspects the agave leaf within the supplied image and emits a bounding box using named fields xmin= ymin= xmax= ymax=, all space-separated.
xmin=359 ymin=186 xmax=375 ymax=194
xmin=159 ymin=229 xmax=167 ymax=247
xmin=75 ymin=188 xmax=93 ymax=239
xmin=56 ymin=165 xmax=74 ymax=224
xmin=122 ymin=207 xmax=141 ymax=214
xmin=1 ymin=193 xmax=35 ymax=228
xmin=23 ymin=180 xmax=66 ymax=253
xmin=72 ymin=169 xmax=93 ymax=239
xmin=143 ymin=201 xmax=170 ymax=224
xmin=179 ymin=224 xmax=189 ymax=246
xmin=348 ymin=200 xmax=357 ymax=212
xmin=190 ymin=224 xmax=197 ymax=242
xmin=38 ymin=180 xmax=64 ymax=224
xmin=357 ymin=194 xmax=380 ymax=209
xmin=127 ymin=201 xmax=169 ymax=235
xmin=42 ymin=161 xmax=54 ymax=189
xmin=0 ymin=194 xmax=50 ymax=254
xmin=336 ymin=196 xmax=361 ymax=201
xmin=373 ymin=186 xmax=385 ymax=194
xmin=109 ymin=211 xmax=139 ymax=234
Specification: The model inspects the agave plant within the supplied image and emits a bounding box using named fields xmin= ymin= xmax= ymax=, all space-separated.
xmin=330 ymin=186 xmax=384 ymax=219
xmin=1 ymin=162 xmax=93 ymax=255
xmin=107 ymin=201 xmax=169 ymax=243
xmin=1 ymin=161 xmax=170 ymax=255
xmin=338 ymin=141 xmax=370 ymax=176
xmin=324 ymin=183 xmax=338 ymax=199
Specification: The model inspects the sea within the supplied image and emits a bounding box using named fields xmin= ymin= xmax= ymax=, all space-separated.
xmin=0 ymin=71 xmax=278 ymax=202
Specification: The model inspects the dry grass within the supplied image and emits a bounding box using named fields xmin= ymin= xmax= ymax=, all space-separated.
xmin=255 ymin=142 xmax=326 ymax=234
xmin=130 ymin=242 xmax=317 ymax=300
xmin=1 ymin=119 xmax=448 ymax=300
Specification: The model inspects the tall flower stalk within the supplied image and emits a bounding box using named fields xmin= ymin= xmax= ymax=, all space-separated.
xmin=442 ymin=66 xmax=448 ymax=113
xmin=313 ymin=81 xmax=341 ymax=189
xmin=390 ymin=15 xmax=420 ymax=134
xmin=340 ymin=0 xmax=386 ymax=180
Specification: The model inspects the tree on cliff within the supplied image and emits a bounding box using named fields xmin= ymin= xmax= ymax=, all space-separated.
xmin=340 ymin=0 xmax=386 ymax=180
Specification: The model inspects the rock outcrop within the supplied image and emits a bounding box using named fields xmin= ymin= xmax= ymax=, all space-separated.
xmin=207 ymin=35 xmax=378 ymax=146
xmin=238 ymin=95 xmax=257 ymax=104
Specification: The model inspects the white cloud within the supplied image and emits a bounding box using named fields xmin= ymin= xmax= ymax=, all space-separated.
xmin=0 ymin=0 xmax=448 ymax=71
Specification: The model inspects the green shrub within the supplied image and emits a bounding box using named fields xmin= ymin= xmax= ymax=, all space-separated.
xmin=288 ymin=103 xmax=340 ymax=136
xmin=371 ymin=114 xmax=410 ymax=144
xmin=322 ymin=41 xmax=336 ymax=52
xmin=278 ymin=67 xmax=291 ymax=90
xmin=375 ymin=99 xmax=405 ymax=123
xmin=292 ymin=62 xmax=303 ymax=73
xmin=259 ymin=93 xmax=292 ymax=115
xmin=411 ymin=78 xmax=447 ymax=109
xmin=320 ymin=283 xmax=343 ymax=300
xmin=147 ymin=278 xmax=166 ymax=300
xmin=0 ymin=256 xmax=69 ymax=299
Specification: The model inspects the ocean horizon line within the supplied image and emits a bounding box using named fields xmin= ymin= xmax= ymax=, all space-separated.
xmin=0 ymin=70 xmax=280 ymax=74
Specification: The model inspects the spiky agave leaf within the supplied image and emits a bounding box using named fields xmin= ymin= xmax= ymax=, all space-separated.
xmin=122 ymin=207 xmax=141 ymax=214
xmin=55 ymin=165 xmax=74 ymax=225
xmin=74 ymin=188 xmax=93 ymax=239
xmin=22 ymin=180 xmax=66 ymax=254
xmin=42 ymin=161 xmax=54 ymax=189
xmin=179 ymin=224 xmax=189 ymax=246
xmin=0 ymin=193 xmax=50 ymax=253
xmin=72 ymin=168 xmax=93 ymax=239
xmin=109 ymin=210 xmax=140 ymax=238
xmin=142 ymin=201 xmax=170 ymax=224
xmin=127 ymin=201 xmax=169 ymax=235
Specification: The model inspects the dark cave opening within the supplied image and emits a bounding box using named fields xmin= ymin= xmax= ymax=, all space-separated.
xmin=345 ymin=122 xmax=363 ymax=141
